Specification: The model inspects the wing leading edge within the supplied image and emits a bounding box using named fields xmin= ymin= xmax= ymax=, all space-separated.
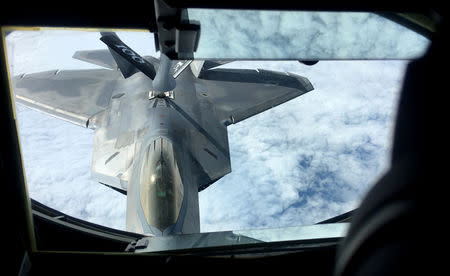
xmin=196 ymin=68 xmax=314 ymax=125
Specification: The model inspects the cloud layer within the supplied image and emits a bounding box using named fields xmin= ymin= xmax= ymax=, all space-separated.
xmin=7 ymin=30 xmax=408 ymax=233
xmin=198 ymin=60 xmax=406 ymax=231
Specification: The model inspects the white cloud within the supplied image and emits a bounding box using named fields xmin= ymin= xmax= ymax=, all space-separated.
xmin=7 ymin=29 xmax=408 ymax=234
xmin=198 ymin=60 xmax=406 ymax=232
xmin=15 ymin=104 xmax=127 ymax=230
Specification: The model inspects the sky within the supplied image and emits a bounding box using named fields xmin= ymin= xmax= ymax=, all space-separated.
xmin=5 ymin=28 xmax=413 ymax=234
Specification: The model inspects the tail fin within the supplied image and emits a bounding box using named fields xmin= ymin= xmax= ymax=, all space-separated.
xmin=99 ymin=32 xmax=139 ymax=78
xmin=100 ymin=32 xmax=156 ymax=79
xmin=189 ymin=60 xmax=234 ymax=77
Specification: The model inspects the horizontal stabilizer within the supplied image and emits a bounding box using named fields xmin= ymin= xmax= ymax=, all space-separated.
xmin=202 ymin=60 xmax=233 ymax=70
xmin=72 ymin=49 xmax=117 ymax=70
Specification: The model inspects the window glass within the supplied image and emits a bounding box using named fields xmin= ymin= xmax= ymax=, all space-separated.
xmin=187 ymin=9 xmax=430 ymax=59
xmin=6 ymin=29 xmax=406 ymax=240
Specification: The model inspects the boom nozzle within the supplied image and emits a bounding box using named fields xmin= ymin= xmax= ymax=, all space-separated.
xmin=152 ymin=53 xmax=176 ymax=93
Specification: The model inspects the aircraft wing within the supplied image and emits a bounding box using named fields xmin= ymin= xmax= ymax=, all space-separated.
xmin=12 ymin=69 xmax=120 ymax=128
xmin=197 ymin=68 xmax=313 ymax=124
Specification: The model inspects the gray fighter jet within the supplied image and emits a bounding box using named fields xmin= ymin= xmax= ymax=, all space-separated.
xmin=12 ymin=32 xmax=313 ymax=236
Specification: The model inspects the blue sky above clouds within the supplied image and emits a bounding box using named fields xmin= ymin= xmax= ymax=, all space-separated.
xmin=6 ymin=28 xmax=410 ymax=233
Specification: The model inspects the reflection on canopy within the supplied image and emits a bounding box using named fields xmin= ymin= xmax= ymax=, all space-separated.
xmin=140 ymin=138 xmax=184 ymax=232
xmin=187 ymin=10 xmax=430 ymax=59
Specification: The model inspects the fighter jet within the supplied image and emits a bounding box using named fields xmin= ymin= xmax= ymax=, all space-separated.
xmin=12 ymin=32 xmax=313 ymax=236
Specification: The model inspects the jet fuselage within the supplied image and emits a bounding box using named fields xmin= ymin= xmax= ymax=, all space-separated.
xmin=92 ymin=69 xmax=230 ymax=235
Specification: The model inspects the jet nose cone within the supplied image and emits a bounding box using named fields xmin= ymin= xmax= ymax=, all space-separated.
xmin=139 ymin=137 xmax=184 ymax=235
